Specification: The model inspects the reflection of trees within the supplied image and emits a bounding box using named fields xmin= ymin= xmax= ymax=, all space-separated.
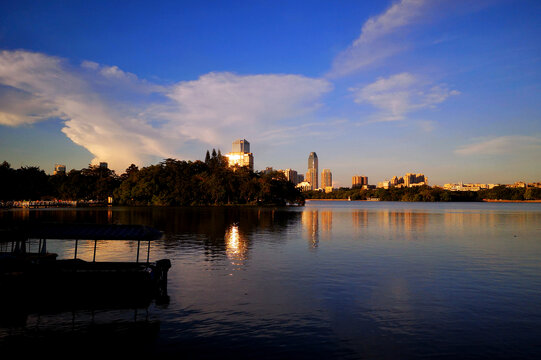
xmin=0 ymin=207 xmax=302 ymax=262
xmin=302 ymin=210 xmax=319 ymax=248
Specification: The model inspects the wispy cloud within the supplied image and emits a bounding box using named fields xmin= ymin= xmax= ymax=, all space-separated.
xmin=455 ymin=135 xmax=541 ymax=155
xmin=0 ymin=50 xmax=332 ymax=171
xmin=351 ymin=72 xmax=459 ymax=122
xmin=328 ymin=0 xmax=430 ymax=77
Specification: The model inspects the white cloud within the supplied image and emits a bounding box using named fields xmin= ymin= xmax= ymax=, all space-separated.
xmin=351 ymin=72 xmax=459 ymax=122
xmin=0 ymin=50 xmax=332 ymax=172
xmin=455 ymin=135 xmax=541 ymax=155
xmin=159 ymin=72 xmax=332 ymax=145
xmin=329 ymin=0 xmax=430 ymax=77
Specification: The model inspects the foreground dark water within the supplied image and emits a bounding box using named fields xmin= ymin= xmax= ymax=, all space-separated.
xmin=1 ymin=201 xmax=541 ymax=358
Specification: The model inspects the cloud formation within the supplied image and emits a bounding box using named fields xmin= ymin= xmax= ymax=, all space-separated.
xmin=329 ymin=0 xmax=430 ymax=77
xmin=351 ymin=72 xmax=459 ymax=122
xmin=0 ymin=50 xmax=331 ymax=172
xmin=455 ymin=135 xmax=541 ymax=155
xmin=159 ymin=72 xmax=332 ymax=145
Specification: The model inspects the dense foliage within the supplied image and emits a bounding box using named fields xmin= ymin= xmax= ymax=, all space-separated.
xmin=1 ymin=159 xmax=540 ymax=204
xmin=0 ymin=151 xmax=303 ymax=206
xmin=305 ymin=185 xmax=541 ymax=202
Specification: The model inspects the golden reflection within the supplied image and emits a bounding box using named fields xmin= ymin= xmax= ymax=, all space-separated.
xmin=320 ymin=211 xmax=333 ymax=240
xmin=302 ymin=210 xmax=319 ymax=248
xmin=352 ymin=210 xmax=368 ymax=231
xmin=377 ymin=210 xmax=428 ymax=239
xmin=225 ymin=224 xmax=248 ymax=264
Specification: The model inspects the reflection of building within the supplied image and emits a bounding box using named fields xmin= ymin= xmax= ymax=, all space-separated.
xmin=377 ymin=210 xmax=428 ymax=239
xmin=352 ymin=210 xmax=368 ymax=230
xmin=225 ymin=139 xmax=254 ymax=170
xmin=54 ymin=164 xmax=66 ymax=175
xmin=320 ymin=211 xmax=332 ymax=238
xmin=302 ymin=210 xmax=319 ymax=248
xmin=307 ymin=152 xmax=318 ymax=190
xmin=352 ymin=175 xmax=368 ymax=188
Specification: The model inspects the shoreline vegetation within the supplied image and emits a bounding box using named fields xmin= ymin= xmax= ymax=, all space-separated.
xmin=306 ymin=199 xmax=541 ymax=203
xmin=303 ymin=186 xmax=541 ymax=202
xmin=1 ymin=155 xmax=540 ymax=206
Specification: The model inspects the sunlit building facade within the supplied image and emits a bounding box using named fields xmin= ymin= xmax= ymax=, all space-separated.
xmin=322 ymin=169 xmax=332 ymax=189
xmin=307 ymin=152 xmax=318 ymax=190
xmin=378 ymin=173 xmax=428 ymax=188
xmin=352 ymin=175 xmax=368 ymax=188
xmin=225 ymin=139 xmax=254 ymax=170
xmin=54 ymin=164 xmax=66 ymax=175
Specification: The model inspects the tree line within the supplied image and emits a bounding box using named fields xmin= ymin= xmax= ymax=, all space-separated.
xmin=2 ymin=156 xmax=540 ymax=204
xmin=0 ymin=150 xmax=303 ymax=206
xmin=305 ymin=185 xmax=541 ymax=201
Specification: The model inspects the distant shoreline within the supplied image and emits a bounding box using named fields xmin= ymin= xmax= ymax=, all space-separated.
xmin=482 ymin=199 xmax=541 ymax=203
xmin=305 ymin=199 xmax=541 ymax=203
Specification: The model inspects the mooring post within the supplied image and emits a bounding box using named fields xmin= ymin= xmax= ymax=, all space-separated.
xmin=74 ymin=239 xmax=78 ymax=259
xmin=146 ymin=241 xmax=151 ymax=264
xmin=93 ymin=239 xmax=97 ymax=262
xmin=136 ymin=240 xmax=140 ymax=263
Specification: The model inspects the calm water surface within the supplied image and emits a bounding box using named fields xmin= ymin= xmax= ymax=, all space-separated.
xmin=1 ymin=201 xmax=541 ymax=359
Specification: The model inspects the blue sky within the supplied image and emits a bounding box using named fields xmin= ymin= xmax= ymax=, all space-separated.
xmin=1 ymin=0 xmax=540 ymax=186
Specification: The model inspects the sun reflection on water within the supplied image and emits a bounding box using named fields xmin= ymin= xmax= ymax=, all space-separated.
xmin=225 ymin=224 xmax=248 ymax=266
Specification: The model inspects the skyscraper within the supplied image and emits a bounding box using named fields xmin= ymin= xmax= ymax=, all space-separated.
xmin=321 ymin=169 xmax=332 ymax=189
xmin=307 ymin=152 xmax=318 ymax=190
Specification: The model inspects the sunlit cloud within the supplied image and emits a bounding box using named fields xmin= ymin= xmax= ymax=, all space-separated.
xmin=158 ymin=72 xmax=332 ymax=145
xmin=455 ymin=135 xmax=541 ymax=155
xmin=0 ymin=50 xmax=332 ymax=172
xmin=351 ymin=72 xmax=459 ymax=122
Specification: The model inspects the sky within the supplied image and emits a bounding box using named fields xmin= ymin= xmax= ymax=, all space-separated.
xmin=0 ymin=0 xmax=540 ymax=187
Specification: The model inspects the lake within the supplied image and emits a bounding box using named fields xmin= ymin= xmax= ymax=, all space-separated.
xmin=1 ymin=201 xmax=541 ymax=358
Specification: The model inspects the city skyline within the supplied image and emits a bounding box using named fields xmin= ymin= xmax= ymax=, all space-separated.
xmin=1 ymin=1 xmax=541 ymax=187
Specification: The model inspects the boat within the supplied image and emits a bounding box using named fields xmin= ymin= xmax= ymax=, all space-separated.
xmin=0 ymin=223 xmax=171 ymax=309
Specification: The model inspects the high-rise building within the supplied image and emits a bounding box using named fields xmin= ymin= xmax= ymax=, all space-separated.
xmin=352 ymin=175 xmax=368 ymax=188
xmin=282 ymin=169 xmax=299 ymax=184
xmin=99 ymin=162 xmax=108 ymax=169
xmin=307 ymin=152 xmax=318 ymax=190
xmin=225 ymin=139 xmax=254 ymax=170
xmin=321 ymin=169 xmax=332 ymax=189
xmin=232 ymin=139 xmax=250 ymax=153
xmin=54 ymin=164 xmax=66 ymax=175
